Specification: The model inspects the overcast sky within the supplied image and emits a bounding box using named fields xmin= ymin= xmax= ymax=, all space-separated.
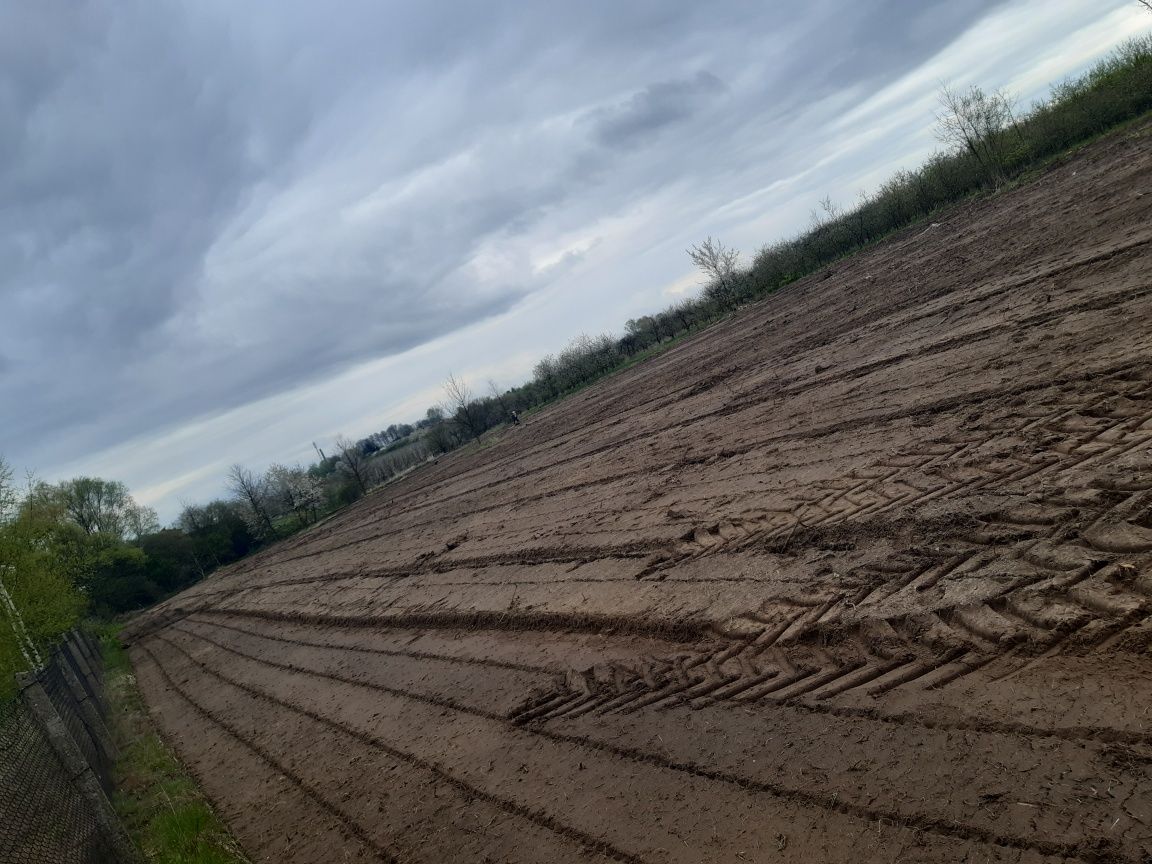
xmin=1 ymin=0 xmax=1147 ymax=521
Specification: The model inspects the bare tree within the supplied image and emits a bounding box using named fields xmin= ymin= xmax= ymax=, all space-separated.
xmin=443 ymin=372 xmax=471 ymax=411
xmin=671 ymin=300 xmax=695 ymax=332
xmin=443 ymin=373 xmax=484 ymax=441
xmin=687 ymin=237 xmax=741 ymax=308
xmin=227 ymin=464 xmax=275 ymax=538
xmin=334 ymin=435 xmax=371 ymax=495
xmin=1138 ymin=0 xmax=1152 ymax=13
xmin=810 ymin=195 xmax=843 ymax=231
xmin=488 ymin=379 xmax=514 ymax=422
xmin=935 ymin=83 xmax=1017 ymax=184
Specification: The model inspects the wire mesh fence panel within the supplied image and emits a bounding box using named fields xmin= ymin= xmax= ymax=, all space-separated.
xmin=41 ymin=663 xmax=110 ymax=791
xmin=0 ymin=634 xmax=136 ymax=864
xmin=60 ymin=646 xmax=100 ymax=707
xmin=47 ymin=663 xmax=95 ymax=773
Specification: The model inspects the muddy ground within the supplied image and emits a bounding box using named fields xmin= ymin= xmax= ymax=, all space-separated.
xmin=126 ymin=122 xmax=1152 ymax=863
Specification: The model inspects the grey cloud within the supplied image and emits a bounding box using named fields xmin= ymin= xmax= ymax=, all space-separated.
xmin=0 ymin=0 xmax=1048 ymax=498
xmin=588 ymin=71 xmax=729 ymax=150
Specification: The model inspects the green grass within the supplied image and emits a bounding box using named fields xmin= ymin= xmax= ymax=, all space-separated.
xmin=99 ymin=625 xmax=249 ymax=864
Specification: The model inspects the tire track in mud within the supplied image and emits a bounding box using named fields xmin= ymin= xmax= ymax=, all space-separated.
xmin=172 ymin=446 xmax=1152 ymax=727
xmin=141 ymin=641 xmax=644 ymax=864
xmin=184 ymin=614 xmax=562 ymax=675
xmin=155 ymin=626 xmax=1137 ymax=862
xmin=136 ymin=644 xmax=401 ymax=864
xmin=196 ymin=403 xmax=1146 ymax=632
xmin=232 ymin=353 xmax=1151 ymax=576
xmin=166 ymin=355 xmax=1152 ymax=625
xmin=513 ymin=632 xmax=1152 ymax=747
xmin=166 ymin=539 xmax=671 ymax=604
xmin=143 ymin=477 xmax=1152 ymax=731
xmin=243 ymin=242 xmax=1152 ymax=572
xmin=616 ymin=419 xmax=1152 ymax=710
xmin=131 ymin=602 xmax=707 ymax=647
xmin=178 ymin=562 xmax=787 ymax=608
xmin=643 ymin=371 xmax=1152 ymax=576
xmin=538 ymin=556 xmax=1152 ymax=727
xmin=513 ymin=487 xmax=1152 ymax=729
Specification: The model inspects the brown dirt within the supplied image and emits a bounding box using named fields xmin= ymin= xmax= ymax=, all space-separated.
xmin=126 ymin=121 xmax=1152 ymax=863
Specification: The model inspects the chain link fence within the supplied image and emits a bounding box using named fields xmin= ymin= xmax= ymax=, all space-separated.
xmin=0 ymin=631 xmax=138 ymax=864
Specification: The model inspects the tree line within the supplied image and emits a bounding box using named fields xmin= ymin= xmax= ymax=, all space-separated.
xmin=0 ymin=464 xmax=264 ymax=696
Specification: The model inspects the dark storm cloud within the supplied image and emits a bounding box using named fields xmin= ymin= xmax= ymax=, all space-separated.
xmin=588 ymin=71 xmax=729 ymax=150
xmin=1 ymin=0 xmax=1019 ymax=484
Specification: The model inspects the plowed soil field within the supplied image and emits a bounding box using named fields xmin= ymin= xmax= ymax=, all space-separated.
xmin=126 ymin=123 xmax=1152 ymax=863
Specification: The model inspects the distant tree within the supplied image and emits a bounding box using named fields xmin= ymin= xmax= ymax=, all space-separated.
xmin=266 ymin=464 xmax=324 ymax=527
xmin=488 ymin=379 xmax=514 ymax=423
xmin=688 ymin=237 xmax=741 ymax=308
xmin=138 ymin=529 xmax=201 ymax=593
xmin=378 ymin=423 xmax=417 ymax=445
xmin=935 ymin=83 xmax=1016 ymax=184
xmin=626 ymin=315 xmax=663 ymax=347
xmin=177 ymin=499 xmax=255 ymax=570
xmin=653 ymin=310 xmax=679 ymax=340
xmin=309 ymin=454 xmax=340 ymax=478
xmin=443 ymin=373 xmax=485 ymax=441
xmin=226 ymin=464 xmax=275 ymax=539
xmin=30 ymin=477 xmax=157 ymax=541
xmin=176 ymin=499 xmax=205 ymax=533
xmin=671 ymin=300 xmax=695 ymax=333
xmin=847 ymin=188 xmax=873 ymax=244
xmin=425 ymin=422 xmax=456 ymax=455
xmin=334 ymin=435 xmax=371 ymax=495
xmin=532 ymin=355 xmax=559 ymax=397
xmin=83 ymin=540 xmax=157 ymax=615
xmin=810 ymin=195 xmax=843 ymax=232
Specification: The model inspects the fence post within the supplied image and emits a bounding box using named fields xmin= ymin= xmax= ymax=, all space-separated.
xmin=19 ymin=674 xmax=138 ymax=862
xmin=56 ymin=651 xmax=119 ymax=762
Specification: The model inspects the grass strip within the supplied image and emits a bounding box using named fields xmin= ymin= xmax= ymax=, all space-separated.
xmin=99 ymin=625 xmax=249 ymax=864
